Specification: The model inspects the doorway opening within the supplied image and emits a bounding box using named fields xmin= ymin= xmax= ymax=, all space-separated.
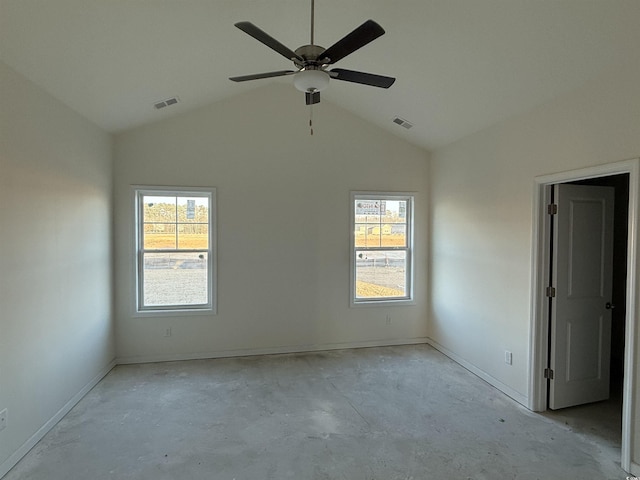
xmin=529 ymin=159 xmax=639 ymax=473
xmin=567 ymin=175 xmax=629 ymax=402
xmin=544 ymin=175 xmax=628 ymax=463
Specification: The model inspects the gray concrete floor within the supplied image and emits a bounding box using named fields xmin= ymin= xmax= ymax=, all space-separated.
xmin=4 ymin=345 xmax=628 ymax=479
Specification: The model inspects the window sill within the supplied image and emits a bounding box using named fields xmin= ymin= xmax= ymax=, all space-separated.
xmin=351 ymin=299 xmax=416 ymax=308
xmin=132 ymin=308 xmax=216 ymax=318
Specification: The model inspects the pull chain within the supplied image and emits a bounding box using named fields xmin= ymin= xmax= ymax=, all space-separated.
xmin=309 ymin=105 xmax=314 ymax=135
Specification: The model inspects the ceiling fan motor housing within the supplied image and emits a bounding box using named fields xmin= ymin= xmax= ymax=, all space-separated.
xmin=293 ymin=45 xmax=328 ymax=67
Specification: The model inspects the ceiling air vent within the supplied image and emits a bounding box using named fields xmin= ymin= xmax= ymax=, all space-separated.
xmin=392 ymin=116 xmax=413 ymax=129
xmin=154 ymin=97 xmax=180 ymax=110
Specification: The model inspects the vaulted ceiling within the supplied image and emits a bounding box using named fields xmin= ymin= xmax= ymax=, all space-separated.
xmin=1 ymin=0 xmax=638 ymax=151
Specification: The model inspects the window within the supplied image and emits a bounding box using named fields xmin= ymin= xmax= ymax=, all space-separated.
xmin=135 ymin=187 xmax=216 ymax=313
xmin=351 ymin=192 xmax=414 ymax=305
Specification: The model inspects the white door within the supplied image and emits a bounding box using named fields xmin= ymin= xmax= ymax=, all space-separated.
xmin=549 ymin=184 xmax=615 ymax=410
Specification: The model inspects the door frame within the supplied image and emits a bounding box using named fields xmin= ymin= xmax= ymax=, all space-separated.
xmin=528 ymin=158 xmax=639 ymax=472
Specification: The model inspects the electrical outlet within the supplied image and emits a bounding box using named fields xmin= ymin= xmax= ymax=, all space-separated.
xmin=505 ymin=351 xmax=513 ymax=365
xmin=0 ymin=408 xmax=7 ymax=432
xmin=164 ymin=327 xmax=172 ymax=337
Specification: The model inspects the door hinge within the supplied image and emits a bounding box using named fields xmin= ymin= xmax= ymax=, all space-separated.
xmin=547 ymin=203 xmax=558 ymax=215
xmin=544 ymin=368 xmax=554 ymax=380
xmin=546 ymin=286 xmax=556 ymax=298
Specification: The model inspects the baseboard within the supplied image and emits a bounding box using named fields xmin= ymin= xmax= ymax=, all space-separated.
xmin=116 ymin=337 xmax=430 ymax=365
xmin=0 ymin=359 xmax=116 ymax=479
xmin=426 ymin=338 xmax=529 ymax=408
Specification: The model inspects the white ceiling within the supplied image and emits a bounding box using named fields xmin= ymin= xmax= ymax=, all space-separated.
xmin=1 ymin=0 xmax=638 ymax=151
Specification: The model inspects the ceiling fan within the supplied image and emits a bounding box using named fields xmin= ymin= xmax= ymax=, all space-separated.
xmin=229 ymin=0 xmax=396 ymax=105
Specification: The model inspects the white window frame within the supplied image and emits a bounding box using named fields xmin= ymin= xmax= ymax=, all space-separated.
xmin=350 ymin=191 xmax=415 ymax=306
xmin=134 ymin=186 xmax=216 ymax=315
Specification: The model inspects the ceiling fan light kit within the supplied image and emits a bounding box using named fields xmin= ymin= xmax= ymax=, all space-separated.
xmin=229 ymin=1 xmax=395 ymax=106
xmin=293 ymin=69 xmax=330 ymax=93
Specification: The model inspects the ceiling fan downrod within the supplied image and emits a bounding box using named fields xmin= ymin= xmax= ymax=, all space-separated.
xmin=310 ymin=0 xmax=315 ymax=46
xmin=309 ymin=0 xmax=316 ymax=137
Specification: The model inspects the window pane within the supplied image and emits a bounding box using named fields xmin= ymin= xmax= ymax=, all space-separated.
xmin=355 ymin=200 xmax=385 ymax=223
xmin=143 ymin=196 xmax=176 ymax=222
xmin=355 ymin=224 xmax=381 ymax=247
xmin=143 ymin=224 xmax=177 ymax=249
xmin=177 ymin=196 xmax=209 ymax=223
xmin=383 ymin=224 xmax=406 ymax=247
xmin=355 ymin=250 xmax=406 ymax=298
xmin=178 ymin=224 xmax=208 ymax=249
xmin=143 ymin=252 xmax=208 ymax=306
xmin=385 ymin=200 xmax=407 ymax=222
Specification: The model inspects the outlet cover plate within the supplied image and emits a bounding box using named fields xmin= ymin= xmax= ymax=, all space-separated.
xmin=505 ymin=351 xmax=513 ymax=365
xmin=0 ymin=408 xmax=7 ymax=432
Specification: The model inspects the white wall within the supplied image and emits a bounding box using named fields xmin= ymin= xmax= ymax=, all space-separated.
xmin=429 ymin=61 xmax=640 ymax=457
xmin=0 ymin=62 xmax=114 ymax=477
xmin=113 ymin=84 xmax=429 ymax=363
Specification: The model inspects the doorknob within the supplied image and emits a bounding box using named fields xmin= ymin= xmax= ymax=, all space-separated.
xmin=605 ymin=302 xmax=616 ymax=310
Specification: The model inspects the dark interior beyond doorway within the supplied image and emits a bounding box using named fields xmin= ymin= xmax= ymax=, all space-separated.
xmin=570 ymin=173 xmax=629 ymax=394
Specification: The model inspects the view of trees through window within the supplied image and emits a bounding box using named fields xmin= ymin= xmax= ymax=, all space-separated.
xmin=143 ymin=196 xmax=209 ymax=249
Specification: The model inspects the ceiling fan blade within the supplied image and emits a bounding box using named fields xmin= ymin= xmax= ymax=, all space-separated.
xmin=229 ymin=70 xmax=296 ymax=82
xmin=235 ymin=22 xmax=303 ymax=62
xmin=320 ymin=20 xmax=385 ymax=64
xmin=305 ymin=91 xmax=321 ymax=105
xmin=330 ymin=68 xmax=396 ymax=88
